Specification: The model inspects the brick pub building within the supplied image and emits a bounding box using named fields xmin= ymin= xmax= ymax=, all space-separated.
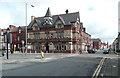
xmin=27 ymin=8 xmax=91 ymax=53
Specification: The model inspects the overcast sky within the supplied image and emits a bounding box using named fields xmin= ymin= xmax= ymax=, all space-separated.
xmin=0 ymin=0 xmax=119 ymax=44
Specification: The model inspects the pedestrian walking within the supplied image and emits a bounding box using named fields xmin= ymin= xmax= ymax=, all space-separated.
xmin=10 ymin=48 xmax=13 ymax=54
xmin=2 ymin=51 xmax=4 ymax=56
xmin=79 ymin=49 xmax=82 ymax=54
xmin=41 ymin=50 xmax=44 ymax=58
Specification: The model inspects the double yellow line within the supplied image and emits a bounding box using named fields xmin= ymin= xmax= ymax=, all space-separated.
xmin=92 ymin=58 xmax=106 ymax=78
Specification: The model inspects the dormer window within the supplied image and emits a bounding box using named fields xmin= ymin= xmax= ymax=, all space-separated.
xmin=55 ymin=16 xmax=65 ymax=29
xmin=34 ymin=26 xmax=39 ymax=30
xmin=32 ymin=23 xmax=39 ymax=30
xmin=57 ymin=24 xmax=62 ymax=28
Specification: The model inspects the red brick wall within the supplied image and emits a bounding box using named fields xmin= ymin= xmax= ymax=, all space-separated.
xmin=93 ymin=41 xmax=101 ymax=49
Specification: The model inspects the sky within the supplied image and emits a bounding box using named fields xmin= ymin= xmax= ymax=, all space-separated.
xmin=0 ymin=0 xmax=119 ymax=44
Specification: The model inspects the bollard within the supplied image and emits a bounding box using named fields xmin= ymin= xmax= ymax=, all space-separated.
xmin=2 ymin=52 xmax=4 ymax=56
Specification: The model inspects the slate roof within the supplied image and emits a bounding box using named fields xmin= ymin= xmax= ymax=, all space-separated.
xmin=28 ymin=11 xmax=80 ymax=28
xmin=53 ymin=15 xmax=65 ymax=25
xmin=91 ymin=38 xmax=101 ymax=42
xmin=10 ymin=26 xmax=26 ymax=32
xmin=45 ymin=7 xmax=51 ymax=17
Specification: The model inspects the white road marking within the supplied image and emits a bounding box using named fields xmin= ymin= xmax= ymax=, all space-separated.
xmin=110 ymin=58 xmax=113 ymax=59
xmin=100 ymin=73 xmax=104 ymax=76
xmin=92 ymin=58 xmax=106 ymax=78
xmin=113 ymin=65 xmax=117 ymax=67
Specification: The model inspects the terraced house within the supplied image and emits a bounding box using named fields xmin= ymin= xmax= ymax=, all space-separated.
xmin=27 ymin=8 xmax=91 ymax=53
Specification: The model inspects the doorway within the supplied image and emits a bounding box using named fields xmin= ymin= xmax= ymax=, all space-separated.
xmin=46 ymin=42 xmax=49 ymax=53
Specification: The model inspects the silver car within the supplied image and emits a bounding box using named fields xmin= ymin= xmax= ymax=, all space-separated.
xmin=103 ymin=48 xmax=109 ymax=54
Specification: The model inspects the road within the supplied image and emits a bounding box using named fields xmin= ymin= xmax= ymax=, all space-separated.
xmin=2 ymin=50 xmax=119 ymax=78
xmin=3 ymin=55 xmax=102 ymax=76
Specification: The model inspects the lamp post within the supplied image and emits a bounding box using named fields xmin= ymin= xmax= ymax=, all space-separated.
xmin=6 ymin=28 xmax=10 ymax=59
xmin=25 ymin=3 xmax=27 ymax=55
xmin=25 ymin=3 xmax=34 ymax=55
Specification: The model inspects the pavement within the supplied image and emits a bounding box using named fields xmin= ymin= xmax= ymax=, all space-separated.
xmin=98 ymin=58 xmax=119 ymax=77
xmin=114 ymin=51 xmax=120 ymax=55
xmin=1 ymin=51 xmax=88 ymax=63
xmin=97 ymin=51 xmax=120 ymax=77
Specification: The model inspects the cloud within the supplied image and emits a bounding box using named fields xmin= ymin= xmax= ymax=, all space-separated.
xmin=0 ymin=0 xmax=54 ymax=28
xmin=79 ymin=0 xmax=119 ymax=44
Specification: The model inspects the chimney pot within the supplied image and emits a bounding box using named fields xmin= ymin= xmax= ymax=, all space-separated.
xmin=65 ymin=9 xmax=69 ymax=14
xmin=31 ymin=16 xmax=35 ymax=21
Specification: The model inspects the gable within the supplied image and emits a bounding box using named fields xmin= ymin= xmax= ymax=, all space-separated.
xmin=54 ymin=19 xmax=64 ymax=28
xmin=32 ymin=22 xmax=40 ymax=30
xmin=75 ymin=18 xmax=80 ymax=27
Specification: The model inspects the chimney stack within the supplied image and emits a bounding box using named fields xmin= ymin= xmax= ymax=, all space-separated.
xmin=9 ymin=25 xmax=16 ymax=28
xmin=65 ymin=9 xmax=69 ymax=14
xmin=31 ymin=16 xmax=35 ymax=21
xmin=83 ymin=28 xmax=86 ymax=32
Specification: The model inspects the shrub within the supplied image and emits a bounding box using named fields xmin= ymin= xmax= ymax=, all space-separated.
xmin=0 ymin=49 xmax=2 ymax=51
xmin=16 ymin=48 xmax=20 ymax=51
xmin=0 ymin=48 xmax=5 ymax=51
xmin=116 ymin=49 xmax=120 ymax=53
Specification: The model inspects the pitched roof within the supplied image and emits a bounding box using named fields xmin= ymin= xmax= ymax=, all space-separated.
xmin=91 ymin=38 xmax=101 ymax=42
xmin=10 ymin=26 xmax=26 ymax=32
xmin=53 ymin=15 xmax=65 ymax=25
xmin=28 ymin=12 xmax=80 ymax=28
xmin=45 ymin=7 xmax=51 ymax=17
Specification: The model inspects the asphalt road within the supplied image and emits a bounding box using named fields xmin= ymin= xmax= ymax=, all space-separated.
xmin=2 ymin=50 xmax=119 ymax=78
xmin=2 ymin=55 xmax=102 ymax=76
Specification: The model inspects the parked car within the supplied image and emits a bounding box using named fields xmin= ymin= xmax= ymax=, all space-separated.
xmin=103 ymin=48 xmax=109 ymax=54
xmin=87 ymin=49 xmax=95 ymax=53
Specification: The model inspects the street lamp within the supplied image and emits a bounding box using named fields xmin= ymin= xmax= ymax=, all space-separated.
xmin=25 ymin=3 xmax=34 ymax=55
xmin=6 ymin=28 xmax=10 ymax=59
